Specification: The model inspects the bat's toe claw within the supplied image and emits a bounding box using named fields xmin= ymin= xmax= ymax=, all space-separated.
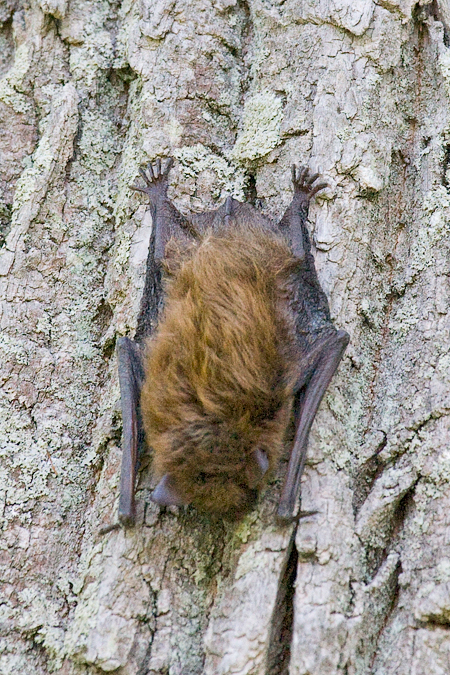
xmin=310 ymin=181 xmax=328 ymax=197
xmin=163 ymin=157 xmax=174 ymax=176
xmin=306 ymin=172 xmax=320 ymax=186
xmin=130 ymin=183 xmax=148 ymax=194
xmin=98 ymin=522 xmax=122 ymax=536
xmin=291 ymin=163 xmax=327 ymax=202
xmin=132 ymin=158 xmax=174 ymax=201
xmin=291 ymin=164 xmax=308 ymax=187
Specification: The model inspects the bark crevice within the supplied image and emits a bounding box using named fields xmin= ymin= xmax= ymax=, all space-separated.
xmin=266 ymin=533 xmax=298 ymax=675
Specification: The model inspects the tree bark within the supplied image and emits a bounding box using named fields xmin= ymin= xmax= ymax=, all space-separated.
xmin=1 ymin=0 xmax=450 ymax=673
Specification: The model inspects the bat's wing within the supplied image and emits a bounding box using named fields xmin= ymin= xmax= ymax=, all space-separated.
xmin=273 ymin=164 xmax=349 ymax=521
xmin=115 ymin=159 xmax=203 ymax=528
xmin=116 ymin=337 xmax=145 ymax=527
xmin=277 ymin=329 xmax=349 ymax=521
xmin=115 ymin=159 xmax=198 ymax=529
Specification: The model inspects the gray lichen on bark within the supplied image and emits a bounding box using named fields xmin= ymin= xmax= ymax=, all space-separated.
xmin=1 ymin=0 xmax=450 ymax=673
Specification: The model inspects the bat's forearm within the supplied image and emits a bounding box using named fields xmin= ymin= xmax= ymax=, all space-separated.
xmin=277 ymin=329 xmax=349 ymax=522
xmin=117 ymin=337 xmax=144 ymax=527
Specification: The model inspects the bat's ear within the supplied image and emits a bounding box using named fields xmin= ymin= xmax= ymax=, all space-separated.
xmin=253 ymin=448 xmax=269 ymax=475
xmin=151 ymin=474 xmax=187 ymax=507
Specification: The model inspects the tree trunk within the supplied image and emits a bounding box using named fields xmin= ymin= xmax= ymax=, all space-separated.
xmin=1 ymin=0 xmax=450 ymax=673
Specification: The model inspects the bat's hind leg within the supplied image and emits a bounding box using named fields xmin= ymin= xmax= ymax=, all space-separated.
xmin=132 ymin=157 xmax=197 ymax=262
xmin=278 ymin=164 xmax=327 ymax=262
xmin=277 ymin=329 xmax=349 ymax=522
xmin=116 ymin=337 xmax=145 ymax=527
xmin=132 ymin=158 xmax=199 ymax=341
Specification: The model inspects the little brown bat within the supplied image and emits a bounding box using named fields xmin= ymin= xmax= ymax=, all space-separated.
xmin=116 ymin=158 xmax=349 ymax=525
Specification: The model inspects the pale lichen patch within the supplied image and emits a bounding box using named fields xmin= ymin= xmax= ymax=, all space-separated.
xmin=388 ymin=298 xmax=419 ymax=341
xmin=232 ymin=92 xmax=283 ymax=162
xmin=175 ymin=143 xmax=247 ymax=200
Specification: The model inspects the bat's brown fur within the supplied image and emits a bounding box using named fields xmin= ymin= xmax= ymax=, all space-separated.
xmin=140 ymin=222 xmax=301 ymax=518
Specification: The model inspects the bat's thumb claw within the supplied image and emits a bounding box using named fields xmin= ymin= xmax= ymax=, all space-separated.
xmin=296 ymin=509 xmax=319 ymax=520
xmin=98 ymin=522 xmax=121 ymax=536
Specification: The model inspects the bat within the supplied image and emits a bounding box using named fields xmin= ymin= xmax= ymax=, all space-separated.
xmin=115 ymin=157 xmax=349 ymax=526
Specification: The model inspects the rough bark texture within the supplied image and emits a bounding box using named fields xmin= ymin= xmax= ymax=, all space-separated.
xmin=1 ymin=0 xmax=450 ymax=673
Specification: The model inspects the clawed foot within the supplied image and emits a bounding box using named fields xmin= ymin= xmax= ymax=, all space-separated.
xmin=131 ymin=157 xmax=174 ymax=201
xmin=291 ymin=164 xmax=327 ymax=203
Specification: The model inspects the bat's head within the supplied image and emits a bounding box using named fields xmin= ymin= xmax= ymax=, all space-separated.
xmin=150 ymin=420 xmax=281 ymax=520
